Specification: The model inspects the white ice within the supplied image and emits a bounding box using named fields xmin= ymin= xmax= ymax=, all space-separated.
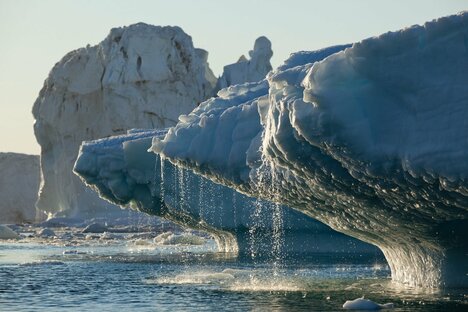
xmin=343 ymin=298 xmax=394 ymax=310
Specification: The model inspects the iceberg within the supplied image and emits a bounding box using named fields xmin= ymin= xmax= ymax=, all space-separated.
xmin=0 ymin=225 xmax=20 ymax=240
xmin=215 ymin=36 xmax=274 ymax=92
xmin=343 ymin=297 xmax=394 ymax=310
xmin=147 ymin=13 xmax=468 ymax=288
xmin=33 ymin=23 xmax=216 ymax=218
xmin=0 ymin=153 xmax=40 ymax=223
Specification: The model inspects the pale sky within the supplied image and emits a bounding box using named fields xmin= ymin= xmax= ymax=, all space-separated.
xmin=0 ymin=0 xmax=466 ymax=155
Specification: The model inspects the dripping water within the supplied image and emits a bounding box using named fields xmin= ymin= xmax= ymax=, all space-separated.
xmin=270 ymin=163 xmax=285 ymax=275
xmin=198 ymin=178 xmax=206 ymax=221
xmin=159 ymin=156 xmax=166 ymax=231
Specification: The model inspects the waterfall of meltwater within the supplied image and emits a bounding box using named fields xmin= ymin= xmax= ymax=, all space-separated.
xmin=161 ymin=160 xmax=238 ymax=254
xmin=248 ymin=158 xmax=286 ymax=272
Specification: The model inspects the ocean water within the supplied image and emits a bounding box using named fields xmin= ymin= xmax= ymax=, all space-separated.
xmin=0 ymin=232 xmax=466 ymax=311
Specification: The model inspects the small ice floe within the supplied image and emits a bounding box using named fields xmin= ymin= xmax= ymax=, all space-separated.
xmin=99 ymin=232 xmax=117 ymax=240
xmin=153 ymin=232 xmax=205 ymax=246
xmin=58 ymin=232 xmax=74 ymax=240
xmin=127 ymin=232 xmax=157 ymax=240
xmin=133 ymin=238 xmax=153 ymax=246
xmin=20 ymin=260 xmax=65 ymax=266
xmin=63 ymin=250 xmax=88 ymax=255
xmin=38 ymin=228 xmax=56 ymax=238
xmin=0 ymin=225 xmax=20 ymax=239
xmin=343 ymin=297 xmax=394 ymax=310
xmin=150 ymin=271 xmax=235 ymax=285
xmin=84 ymin=234 xmax=98 ymax=240
xmin=82 ymin=223 xmax=108 ymax=233
xmin=39 ymin=217 xmax=83 ymax=228
xmin=109 ymin=225 xmax=140 ymax=233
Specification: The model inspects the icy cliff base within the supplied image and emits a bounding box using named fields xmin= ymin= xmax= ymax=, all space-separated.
xmin=0 ymin=153 xmax=40 ymax=223
xmin=75 ymin=129 xmax=379 ymax=255
xmin=152 ymin=13 xmax=468 ymax=288
xmin=33 ymin=23 xmax=216 ymax=218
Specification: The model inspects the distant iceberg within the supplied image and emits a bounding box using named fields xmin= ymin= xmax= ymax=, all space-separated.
xmin=33 ymin=23 xmax=216 ymax=219
xmin=77 ymin=12 xmax=468 ymax=288
xmin=0 ymin=153 xmax=40 ymax=223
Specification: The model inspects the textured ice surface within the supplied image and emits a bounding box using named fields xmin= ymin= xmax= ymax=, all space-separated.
xmin=0 ymin=153 xmax=40 ymax=223
xmin=75 ymin=128 xmax=378 ymax=255
xmin=150 ymin=13 xmax=468 ymax=287
xmin=33 ymin=23 xmax=216 ymax=219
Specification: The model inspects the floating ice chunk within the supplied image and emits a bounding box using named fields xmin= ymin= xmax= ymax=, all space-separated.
xmin=154 ymin=232 xmax=205 ymax=246
xmin=39 ymin=217 xmax=84 ymax=228
xmin=0 ymin=225 xmax=20 ymax=239
xmin=151 ymin=271 xmax=235 ymax=285
xmin=20 ymin=260 xmax=65 ymax=266
xmin=63 ymin=250 xmax=88 ymax=255
xmin=133 ymin=238 xmax=153 ymax=246
xmin=82 ymin=223 xmax=108 ymax=233
xmin=38 ymin=228 xmax=56 ymax=237
xmin=99 ymin=232 xmax=117 ymax=240
xmin=343 ymin=298 xmax=394 ymax=310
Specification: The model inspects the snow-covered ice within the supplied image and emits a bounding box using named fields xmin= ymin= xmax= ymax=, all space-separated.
xmin=38 ymin=228 xmax=56 ymax=238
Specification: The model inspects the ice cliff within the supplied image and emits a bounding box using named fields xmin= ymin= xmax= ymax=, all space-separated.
xmin=148 ymin=13 xmax=468 ymax=288
xmin=33 ymin=23 xmax=216 ymax=218
xmin=0 ymin=153 xmax=40 ymax=223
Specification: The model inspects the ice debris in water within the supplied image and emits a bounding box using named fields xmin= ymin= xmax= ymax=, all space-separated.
xmin=82 ymin=223 xmax=108 ymax=233
xmin=153 ymin=232 xmax=206 ymax=246
xmin=38 ymin=228 xmax=56 ymax=237
xmin=0 ymin=225 xmax=20 ymax=239
xmin=343 ymin=297 xmax=394 ymax=310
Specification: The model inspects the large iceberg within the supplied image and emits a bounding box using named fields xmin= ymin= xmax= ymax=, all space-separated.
xmin=147 ymin=13 xmax=468 ymax=288
xmin=0 ymin=153 xmax=40 ymax=223
xmin=74 ymin=43 xmax=369 ymax=255
xmin=33 ymin=23 xmax=216 ymax=218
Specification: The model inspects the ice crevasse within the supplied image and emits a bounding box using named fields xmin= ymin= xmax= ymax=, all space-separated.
xmin=148 ymin=13 xmax=468 ymax=288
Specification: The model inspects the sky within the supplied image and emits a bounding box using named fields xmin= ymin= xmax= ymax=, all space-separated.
xmin=0 ymin=0 xmax=466 ymax=155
